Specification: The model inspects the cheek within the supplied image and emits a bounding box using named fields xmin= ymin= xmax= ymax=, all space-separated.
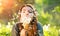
xmin=29 ymin=13 xmax=34 ymax=17
xmin=21 ymin=13 xmax=26 ymax=17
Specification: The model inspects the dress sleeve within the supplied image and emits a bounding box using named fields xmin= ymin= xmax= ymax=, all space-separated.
xmin=11 ymin=23 xmax=20 ymax=36
xmin=37 ymin=22 xmax=44 ymax=36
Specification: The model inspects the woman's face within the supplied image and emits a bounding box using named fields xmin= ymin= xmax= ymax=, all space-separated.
xmin=20 ymin=6 xmax=34 ymax=23
xmin=21 ymin=6 xmax=34 ymax=18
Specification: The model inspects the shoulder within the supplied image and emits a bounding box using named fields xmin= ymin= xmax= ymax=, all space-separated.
xmin=12 ymin=22 xmax=21 ymax=28
xmin=37 ymin=22 xmax=43 ymax=30
xmin=11 ymin=22 xmax=20 ymax=36
xmin=12 ymin=22 xmax=20 ymax=29
xmin=37 ymin=22 xmax=43 ymax=34
xmin=12 ymin=22 xmax=21 ymax=31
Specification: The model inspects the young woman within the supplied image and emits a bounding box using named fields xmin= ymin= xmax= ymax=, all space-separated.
xmin=11 ymin=4 xmax=43 ymax=36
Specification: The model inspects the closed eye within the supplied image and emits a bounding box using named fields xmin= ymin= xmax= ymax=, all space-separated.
xmin=28 ymin=10 xmax=33 ymax=13
xmin=29 ymin=12 xmax=32 ymax=13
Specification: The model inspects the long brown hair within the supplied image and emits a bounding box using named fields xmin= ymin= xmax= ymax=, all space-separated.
xmin=18 ymin=4 xmax=38 ymax=36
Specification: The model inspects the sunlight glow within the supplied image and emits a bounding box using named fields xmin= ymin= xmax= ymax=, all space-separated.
xmin=0 ymin=0 xmax=14 ymax=14
xmin=0 ymin=0 xmax=3 ymax=14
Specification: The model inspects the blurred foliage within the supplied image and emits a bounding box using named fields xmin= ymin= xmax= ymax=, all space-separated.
xmin=0 ymin=24 xmax=12 ymax=36
xmin=43 ymin=25 xmax=58 ymax=36
xmin=0 ymin=0 xmax=60 ymax=36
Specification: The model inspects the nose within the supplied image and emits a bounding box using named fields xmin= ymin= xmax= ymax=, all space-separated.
xmin=26 ymin=11 xmax=29 ymax=15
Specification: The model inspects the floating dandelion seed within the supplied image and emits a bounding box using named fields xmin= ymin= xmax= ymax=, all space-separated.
xmin=0 ymin=23 xmax=1 ymax=28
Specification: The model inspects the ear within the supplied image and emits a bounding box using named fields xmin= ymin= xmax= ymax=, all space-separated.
xmin=34 ymin=10 xmax=38 ymax=16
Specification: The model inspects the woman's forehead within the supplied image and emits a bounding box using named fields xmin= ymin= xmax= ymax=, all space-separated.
xmin=22 ymin=6 xmax=33 ymax=11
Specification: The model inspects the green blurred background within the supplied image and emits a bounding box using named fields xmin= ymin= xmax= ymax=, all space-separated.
xmin=0 ymin=0 xmax=60 ymax=36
